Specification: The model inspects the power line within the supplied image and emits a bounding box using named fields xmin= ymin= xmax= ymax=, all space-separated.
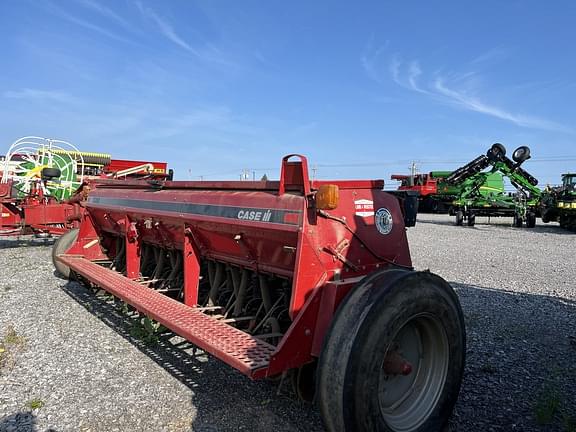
xmin=192 ymin=155 xmax=576 ymax=179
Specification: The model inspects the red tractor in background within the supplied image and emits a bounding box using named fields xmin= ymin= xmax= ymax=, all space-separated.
xmin=391 ymin=171 xmax=460 ymax=213
xmin=1 ymin=136 xmax=171 ymax=237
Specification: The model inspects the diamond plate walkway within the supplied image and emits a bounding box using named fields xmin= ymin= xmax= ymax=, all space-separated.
xmin=58 ymin=255 xmax=275 ymax=377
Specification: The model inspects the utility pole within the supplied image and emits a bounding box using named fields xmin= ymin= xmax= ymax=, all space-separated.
xmin=312 ymin=165 xmax=318 ymax=180
xmin=408 ymin=161 xmax=418 ymax=187
xmin=240 ymin=169 xmax=250 ymax=181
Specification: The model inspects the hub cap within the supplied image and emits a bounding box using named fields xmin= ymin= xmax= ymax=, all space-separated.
xmin=378 ymin=313 xmax=449 ymax=432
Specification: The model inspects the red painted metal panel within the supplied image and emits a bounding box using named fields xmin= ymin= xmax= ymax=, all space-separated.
xmin=0 ymin=182 xmax=14 ymax=199
xmin=125 ymin=217 xmax=140 ymax=279
xmin=265 ymin=285 xmax=322 ymax=376
xmin=311 ymin=179 xmax=385 ymax=190
xmin=86 ymin=188 xmax=303 ymax=277
xmin=0 ymin=203 xmax=21 ymax=228
xmin=392 ymin=174 xmax=438 ymax=197
xmin=65 ymin=212 xmax=108 ymax=260
xmin=22 ymin=203 xmax=70 ymax=224
xmin=310 ymin=278 xmax=360 ymax=356
xmin=183 ymin=227 xmax=201 ymax=306
xmin=106 ymin=159 xmax=168 ymax=174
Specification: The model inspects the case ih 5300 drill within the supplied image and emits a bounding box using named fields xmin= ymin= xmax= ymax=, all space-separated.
xmin=53 ymin=154 xmax=466 ymax=432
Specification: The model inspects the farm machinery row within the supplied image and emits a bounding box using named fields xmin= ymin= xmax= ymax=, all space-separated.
xmin=0 ymin=136 xmax=170 ymax=237
xmin=393 ymin=143 xmax=563 ymax=228
xmin=52 ymin=154 xmax=466 ymax=432
xmin=391 ymin=170 xmax=505 ymax=215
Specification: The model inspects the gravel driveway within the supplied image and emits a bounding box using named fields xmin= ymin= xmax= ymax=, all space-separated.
xmin=1 ymin=214 xmax=574 ymax=431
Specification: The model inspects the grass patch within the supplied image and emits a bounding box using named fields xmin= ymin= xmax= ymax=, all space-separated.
xmin=3 ymin=326 xmax=26 ymax=346
xmin=130 ymin=317 xmax=165 ymax=346
xmin=0 ymin=325 xmax=27 ymax=373
xmin=26 ymin=398 xmax=45 ymax=410
xmin=534 ymin=386 xmax=561 ymax=424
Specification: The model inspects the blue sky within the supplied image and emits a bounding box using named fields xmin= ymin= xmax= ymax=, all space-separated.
xmin=1 ymin=1 xmax=575 ymax=185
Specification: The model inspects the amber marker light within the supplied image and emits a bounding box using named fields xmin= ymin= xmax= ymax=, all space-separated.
xmin=316 ymin=184 xmax=339 ymax=210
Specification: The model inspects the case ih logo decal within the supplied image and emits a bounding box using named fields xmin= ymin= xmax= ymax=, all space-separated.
xmin=88 ymin=197 xmax=300 ymax=225
xmin=375 ymin=208 xmax=393 ymax=235
xmin=354 ymin=199 xmax=374 ymax=217
xmin=237 ymin=209 xmax=272 ymax=222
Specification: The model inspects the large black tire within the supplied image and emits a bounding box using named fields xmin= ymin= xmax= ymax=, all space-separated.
xmin=512 ymin=146 xmax=531 ymax=164
xmin=52 ymin=228 xmax=79 ymax=279
xmin=41 ymin=167 xmax=62 ymax=179
xmin=487 ymin=143 xmax=506 ymax=161
xmin=513 ymin=213 xmax=523 ymax=228
xmin=317 ymin=269 xmax=466 ymax=432
xmin=467 ymin=212 xmax=476 ymax=227
xmin=526 ymin=212 xmax=536 ymax=228
xmin=455 ymin=210 xmax=464 ymax=226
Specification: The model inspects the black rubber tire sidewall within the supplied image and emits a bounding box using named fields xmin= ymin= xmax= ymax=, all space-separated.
xmin=52 ymin=228 xmax=79 ymax=279
xmin=317 ymin=270 xmax=466 ymax=432
xmin=487 ymin=143 xmax=506 ymax=161
xmin=41 ymin=167 xmax=61 ymax=179
xmin=348 ymin=272 xmax=465 ymax=432
xmin=526 ymin=212 xmax=536 ymax=228
xmin=455 ymin=211 xmax=463 ymax=226
xmin=317 ymin=269 xmax=410 ymax=432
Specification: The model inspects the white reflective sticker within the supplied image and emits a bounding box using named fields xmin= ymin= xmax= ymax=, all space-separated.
xmin=354 ymin=199 xmax=374 ymax=217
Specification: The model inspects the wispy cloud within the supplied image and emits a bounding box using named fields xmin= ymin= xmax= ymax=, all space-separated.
xmin=470 ymin=47 xmax=507 ymax=65
xmin=132 ymin=1 xmax=235 ymax=67
xmin=45 ymin=1 xmax=136 ymax=45
xmin=389 ymin=56 xmax=401 ymax=85
xmin=433 ymin=78 xmax=571 ymax=132
xmin=361 ymin=36 xmax=389 ymax=84
xmin=76 ymin=0 xmax=135 ymax=33
xmin=407 ymin=60 xmax=428 ymax=94
xmin=3 ymin=88 xmax=79 ymax=104
xmin=387 ymin=57 xmax=572 ymax=133
xmin=389 ymin=56 xmax=430 ymax=94
xmin=134 ymin=1 xmax=202 ymax=57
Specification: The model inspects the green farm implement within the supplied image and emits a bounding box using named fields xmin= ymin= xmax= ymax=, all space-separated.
xmin=540 ymin=173 xmax=576 ymax=232
xmin=446 ymin=144 xmax=541 ymax=227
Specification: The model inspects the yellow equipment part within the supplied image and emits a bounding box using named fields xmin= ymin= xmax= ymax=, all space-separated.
xmin=46 ymin=149 xmax=112 ymax=166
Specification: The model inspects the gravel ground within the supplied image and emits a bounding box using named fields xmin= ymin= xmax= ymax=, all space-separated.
xmin=0 ymin=214 xmax=575 ymax=431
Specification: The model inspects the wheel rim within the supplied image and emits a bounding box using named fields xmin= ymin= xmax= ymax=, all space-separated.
xmin=378 ymin=313 xmax=449 ymax=432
